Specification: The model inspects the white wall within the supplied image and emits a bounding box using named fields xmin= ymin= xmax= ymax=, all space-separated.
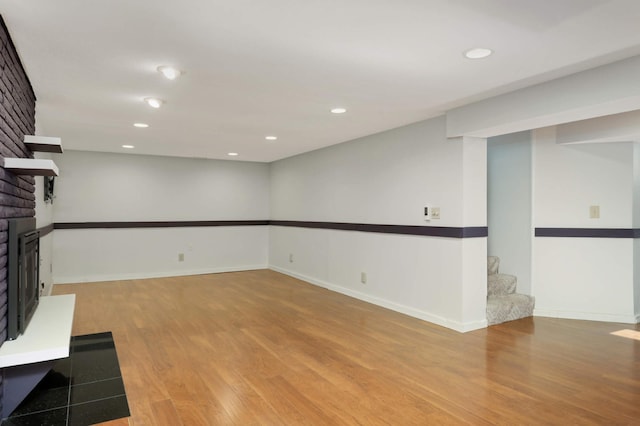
xmin=53 ymin=226 xmax=268 ymax=283
xmin=53 ymin=151 xmax=270 ymax=222
xmin=270 ymin=117 xmax=466 ymax=226
xmin=270 ymin=116 xmax=488 ymax=332
xmin=487 ymin=132 xmax=532 ymax=294
xmin=535 ymin=237 xmax=634 ymax=322
xmin=532 ymin=127 xmax=636 ymax=322
xmin=34 ymin=152 xmax=54 ymax=295
xmin=52 ymin=151 xmax=270 ymax=283
xmin=534 ymin=129 xmax=633 ymax=228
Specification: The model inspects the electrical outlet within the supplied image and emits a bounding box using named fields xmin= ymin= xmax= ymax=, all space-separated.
xmin=178 ymin=253 xmax=185 ymax=262
xmin=431 ymin=207 xmax=441 ymax=219
xmin=289 ymin=253 xmax=294 ymax=263
xmin=589 ymin=205 xmax=600 ymax=219
xmin=361 ymin=272 xmax=367 ymax=284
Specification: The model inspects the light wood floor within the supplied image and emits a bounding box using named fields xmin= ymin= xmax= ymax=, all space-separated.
xmin=53 ymin=270 xmax=640 ymax=425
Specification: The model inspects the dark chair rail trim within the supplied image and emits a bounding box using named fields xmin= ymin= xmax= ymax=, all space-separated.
xmin=270 ymin=221 xmax=488 ymax=238
xmin=54 ymin=220 xmax=270 ymax=229
xmin=53 ymin=220 xmax=489 ymax=238
xmin=535 ymin=228 xmax=640 ymax=238
xmin=36 ymin=223 xmax=54 ymax=237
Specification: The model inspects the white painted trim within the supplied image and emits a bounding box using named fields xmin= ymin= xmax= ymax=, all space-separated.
xmin=2 ymin=158 xmax=59 ymax=176
xmin=0 ymin=295 xmax=75 ymax=367
xmin=53 ymin=264 xmax=268 ymax=284
xmin=24 ymin=135 xmax=63 ymax=153
xmin=534 ymin=308 xmax=638 ymax=324
xmin=270 ymin=265 xmax=487 ymax=333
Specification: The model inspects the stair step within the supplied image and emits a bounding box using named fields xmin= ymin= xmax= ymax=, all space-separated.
xmin=488 ymin=273 xmax=517 ymax=296
xmin=487 ymin=293 xmax=535 ymax=325
xmin=487 ymin=256 xmax=500 ymax=276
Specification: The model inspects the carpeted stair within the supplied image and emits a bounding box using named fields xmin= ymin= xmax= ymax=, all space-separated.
xmin=487 ymin=256 xmax=535 ymax=325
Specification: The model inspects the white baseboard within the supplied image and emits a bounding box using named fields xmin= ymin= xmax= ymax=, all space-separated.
xmin=534 ymin=308 xmax=639 ymax=324
xmin=53 ymin=264 xmax=268 ymax=285
xmin=270 ymin=265 xmax=487 ymax=333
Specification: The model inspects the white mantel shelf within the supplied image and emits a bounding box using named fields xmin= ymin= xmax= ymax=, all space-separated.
xmin=2 ymin=158 xmax=59 ymax=176
xmin=0 ymin=294 xmax=75 ymax=368
xmin=24 ymin=135 xmax=63 ymax=154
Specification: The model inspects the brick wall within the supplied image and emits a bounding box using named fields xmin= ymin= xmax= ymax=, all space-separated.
xmin=0 ymin=16 xmax=37 ymax=346
xmin=0 ymin=10 xmax=36 ymax=352
xmin=0 ymin=15 xmax=37 ymax=414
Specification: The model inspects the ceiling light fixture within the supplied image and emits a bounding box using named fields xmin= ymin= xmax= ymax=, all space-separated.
xmin=122 ymin=145 xmax=135 ymax=149
xmin=133 ymin=123 xmax=149 ymax=128
xmin=157 ymin=65 xmax=182 ymax=80
xmin=227 ymin=152 xmax=239 ymax=156
xmin=144 ymin=97 xmax=164 ymax=108
xmin=464 ymin=48 xmax=493 ymax=59
xmin=331 ymin=107 xmax=347 ymax=114
xmin=265 ymin=136 xmax=277 ymax=141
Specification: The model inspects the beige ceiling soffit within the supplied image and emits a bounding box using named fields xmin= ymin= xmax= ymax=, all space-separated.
xmin=446 ymin=55 xmax=640 ymax=139
xmin=555 ymin=109 xmax=640 ymax=145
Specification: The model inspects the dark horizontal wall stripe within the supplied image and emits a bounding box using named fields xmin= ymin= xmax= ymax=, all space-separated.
xmin=54 ymin=220 xmax=270 ymax=230
xmin=36 ymin=223 xmax=54 ymax=237
xmin=53 ymin=220 xmax=488 ymax=238
xmin=270 ymin=220 xmax=488 ymax=238
xmin=535 ymin=228 xmax=640 ymax=238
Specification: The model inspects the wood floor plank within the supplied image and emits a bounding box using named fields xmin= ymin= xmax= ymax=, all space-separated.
xmin=53 ymin=269 xmax=640 ymax=425
xmin=150 ymin=399 xmax=183 ymax=426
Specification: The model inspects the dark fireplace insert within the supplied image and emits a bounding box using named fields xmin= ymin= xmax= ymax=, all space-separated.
xmin=8 ymin=217 xmax=40 ymax=340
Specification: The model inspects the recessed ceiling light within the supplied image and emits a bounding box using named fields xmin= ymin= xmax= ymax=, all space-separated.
xmin=122 ymin=145 xmax=135 ymax=149
xmin=157 ymin=66 xmax=182 ymax=80
xmin=265 ymin=136 xmax=277 ymax=141
xmin=331 ymin=107 xmax=347 ymax=114
xmin=464 ymin=48 xmax=493 ymax=59
xmin=227 ymin=152 xmax=239 ymax=156
xmin=144 ymin=97 xmax=164 ymax=108
xmin=133 ymin=123 xmax=149 ymax=128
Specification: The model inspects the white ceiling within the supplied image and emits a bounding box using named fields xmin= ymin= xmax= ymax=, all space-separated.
xmin=2 ymin=0 xmax=640 ymax=162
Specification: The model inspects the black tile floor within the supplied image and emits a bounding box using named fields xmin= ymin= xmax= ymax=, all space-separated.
xmin=2 ymin=331 xmax=130 ymax=426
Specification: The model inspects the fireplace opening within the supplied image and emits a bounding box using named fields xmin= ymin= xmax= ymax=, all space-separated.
xmin=8 ymin=217 xmax=40 ymax=340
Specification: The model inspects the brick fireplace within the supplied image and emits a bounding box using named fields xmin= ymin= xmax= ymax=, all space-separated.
xmin=0 ymin=14 xmax=38 ymax=414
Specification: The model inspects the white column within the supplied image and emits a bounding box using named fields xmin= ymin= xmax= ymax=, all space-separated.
xmin=450 ymin=136 xmax=488 ymax=331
